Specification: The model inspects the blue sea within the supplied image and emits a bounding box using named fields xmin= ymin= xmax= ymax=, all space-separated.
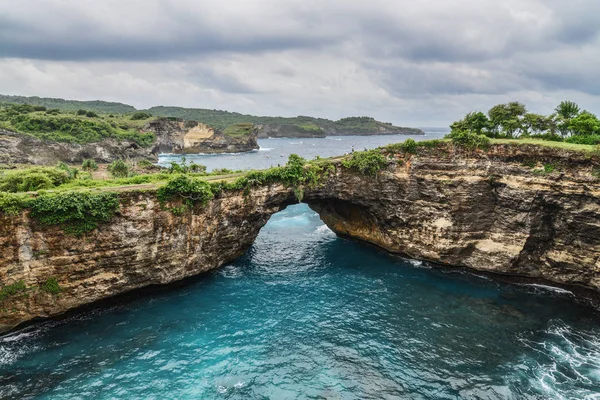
xmin=1 ymin=131 xmax=600 ymax=399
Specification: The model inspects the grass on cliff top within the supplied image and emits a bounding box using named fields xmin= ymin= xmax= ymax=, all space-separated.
xmin=490 ymin=138 xmax=596 ymax=152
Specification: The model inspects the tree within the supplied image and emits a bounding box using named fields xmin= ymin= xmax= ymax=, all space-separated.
xmin=487 ymin=102 xmax=526 ymax=138
xmin=554 ymin=101 xmax=581 ymax=136
xmin=81 ymin=159 xmax=99 ymax=173
xmin=555 ymin=101 xmax=580 ymax=120
xmin=522 ymin=113 xmax=554 ymax=136
xmin=450 ymin=111 xmax=489 ymax=136
xmin=569 ymin=111 xmax=600 ymax=136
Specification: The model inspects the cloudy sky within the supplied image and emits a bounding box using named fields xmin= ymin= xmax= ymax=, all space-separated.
xmin=0 ymin=0 xmax=598 ymax=126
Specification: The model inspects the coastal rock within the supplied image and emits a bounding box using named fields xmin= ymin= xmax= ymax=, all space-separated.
xmin=0 ymin=120 xmax=259 ymax=165
xmin=2 ymin=144 xmax=600 ymax=332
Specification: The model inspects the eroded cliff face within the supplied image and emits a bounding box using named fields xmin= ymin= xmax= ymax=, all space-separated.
xmin=146 ymin=120 xmax=259 ymax=154
xmin=307 ymin=145 xmax=600 ymax=293
xmin=0 ymin=130 xmax=151 ymax=165
xmin=0 ymin=185 xmax=295 ymax=333
xmin=2 ymin=144 xmax=600 ymax=333
xmin=0 ymin=120 xmax=259 ymax=165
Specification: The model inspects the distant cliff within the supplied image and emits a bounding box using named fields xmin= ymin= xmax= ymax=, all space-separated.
xmin=0 ymin=120 xmax=258 ymax=165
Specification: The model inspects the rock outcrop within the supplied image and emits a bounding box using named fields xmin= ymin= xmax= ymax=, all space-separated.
xmin=0 ymin=120 xmax=259 ymax=165
xmin=2 ymin=143 xmax=600 ymax=333
xmin=145 ymin=120 xmax=259 ymax=154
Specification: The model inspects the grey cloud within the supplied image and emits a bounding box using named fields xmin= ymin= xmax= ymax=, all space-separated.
xmin=1 ymin=0 xmax=600 ymax=126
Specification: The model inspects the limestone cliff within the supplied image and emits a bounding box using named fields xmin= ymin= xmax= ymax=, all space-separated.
xmin=0 ymin=120 xmax=259 ymax=165
xmin=145 ymin=120 xmax=259 ymax=154
xmin=2 ymin=143 xmax=600 ymax=333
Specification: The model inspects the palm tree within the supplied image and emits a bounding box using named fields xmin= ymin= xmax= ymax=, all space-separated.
xmin=555 ymin=101 xmax=580 ymax=120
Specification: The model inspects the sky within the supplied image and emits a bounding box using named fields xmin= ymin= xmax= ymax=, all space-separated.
xmin=0 ymin=0 xmax=598 ymax=127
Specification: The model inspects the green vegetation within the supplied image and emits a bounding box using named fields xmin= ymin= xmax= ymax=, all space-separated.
xmin=341 ymin=149 xmax=388 ymax=175
xmin=0 ymin=104 xmax=155 ymax=146
xmin=0 ymin=167 xmax=73 ymax=192
xmin=40 ymin=277 xmax=62 ymax=295
xmin=0 ymin=280 xmax=27 ymax=303
xmin=450 ymin=100 xmax=600 ymax=144
xmin=82 ymin=159 xmax=99 ymax=173
xmin=30 ymin=191 xmax=120 ymax=235
xmin=447 ymin=130 xmax=490 ymax=150
xmin=222 ymin=122 xmax=255 ymax=137
xmin=131 ymin=112 xmax=152 ymax=120
xmin=0 ymin=94 xmax=136 ymax=114
xmin=108 ymin=160 xmax=130 ymax=178
xmin=147 ymin=106 xmax=413 ymax=134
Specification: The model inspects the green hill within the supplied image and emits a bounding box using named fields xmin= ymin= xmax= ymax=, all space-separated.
xmin=0 ymin=94 xmax=423 ymax=136
xmin=0 ymin=94 xmax=136 ymax=114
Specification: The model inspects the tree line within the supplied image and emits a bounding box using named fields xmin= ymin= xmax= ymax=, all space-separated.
xmin=450 ymin=101 xmax=600 ymax=144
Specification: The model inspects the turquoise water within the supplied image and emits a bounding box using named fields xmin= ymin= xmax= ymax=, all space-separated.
xmin=1 ymin=204 xmax=599 ymax=399
xmin=158 ymin=131 xmax=448 ymax=171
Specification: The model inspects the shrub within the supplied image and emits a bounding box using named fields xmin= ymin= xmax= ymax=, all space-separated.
xmin=447 ymin=130 xmax=490 ymax=150
xmin=81 ymin=159 xmax=99 ymax=172
xmin=29 ymin=191 xmax=120 ymax=235
xmin=0 ymin=280 xmax=27 ymax=303
xmin=157 ymin=175 xmax=214 ymax=208
xmin=0 ymin=167 xmax=71 ymax=192
xmin=40 ymin=277 xmax=62 ymax=294
xmin=108 ymin=159 xmax=129 ymax=178
xmin=401 ymin=138 xmax=417 ymax=154
xmin=131 ymin=112 xmax=152 ymax=120
xmin=529 ymin=132 xmax=564 ymax=142
xmin=85 ymin=111 xmax=98 ymax=118
xmin=566 ymin=134 xmax=600 ymax=145
xmin=77 ymin=109 xmax=87 ymax=116
xmin=57 ymin=162 xmax=79 ymax=179
xmin=341 ymin=149 xmax=388 ymax=175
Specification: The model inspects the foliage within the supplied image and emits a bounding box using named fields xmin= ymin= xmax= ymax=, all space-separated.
xmin=565 ymin=134 xmax=600 ymax=145
xmin=0 ymin=192 xmax=29 ymax=215
xmin=108 ymin=159 xmax=130 ymax=178
xmin=0 ymin=104 xmax=155 ymax=146
xmin=0 ymin=94 xmax=136 ymax=114
xmin=82 ymin=159 xmax=99 ymax=172
xmin=0 ymin=281 xmax=27 ymax=303
xmin=146 ymin=106 xmax=414 ymax=133
xmin=447 ymin=130 xmax=490 ymax=150
xmin=341 ymin=149 xmax=388 ymax=175
xmin=0 ymin=167 xmax=72 ymax=192
xmin=222 ymin=123 xmax=255 ymax=137
xmin=29 ymin=191 xmax=120 ymax=235
xmin=131 ymin=112 xmax=152 ymax=120
xmin=167 ymin=158 xmax=207 ymax=174
xmin=449 ymin=100 xmax=600 ymax=146
xmin=40 ymin=277 xmax=62 ymax=295
xmin=157 ymin=175 xmax=214 ymax=208
xmin=569 ymin=111 xmax=600 ymax=136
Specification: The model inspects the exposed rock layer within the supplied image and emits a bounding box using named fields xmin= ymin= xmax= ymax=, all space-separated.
xmin=2 ymin=144 xmax=600 ymax=333
xmin=0 ymin=120 xmax=259 ymax=165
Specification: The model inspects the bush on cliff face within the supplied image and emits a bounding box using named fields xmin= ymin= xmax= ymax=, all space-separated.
xmin=341 ymin=149 xmax=388 ymax=175
xmin=29 ymin=191 xmax=120 ymax=235
xmin=157 ymin=175 xmax=215 ymax=209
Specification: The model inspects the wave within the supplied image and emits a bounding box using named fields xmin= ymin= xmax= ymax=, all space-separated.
xmin=519 ymin=283 xmax=574 ymax=296
xmin=259 ymin=147 xmax=273 ymax=152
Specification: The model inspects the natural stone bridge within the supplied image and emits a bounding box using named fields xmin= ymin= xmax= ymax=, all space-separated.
xmin=2 ymin=144 xmax=600 ymax=332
